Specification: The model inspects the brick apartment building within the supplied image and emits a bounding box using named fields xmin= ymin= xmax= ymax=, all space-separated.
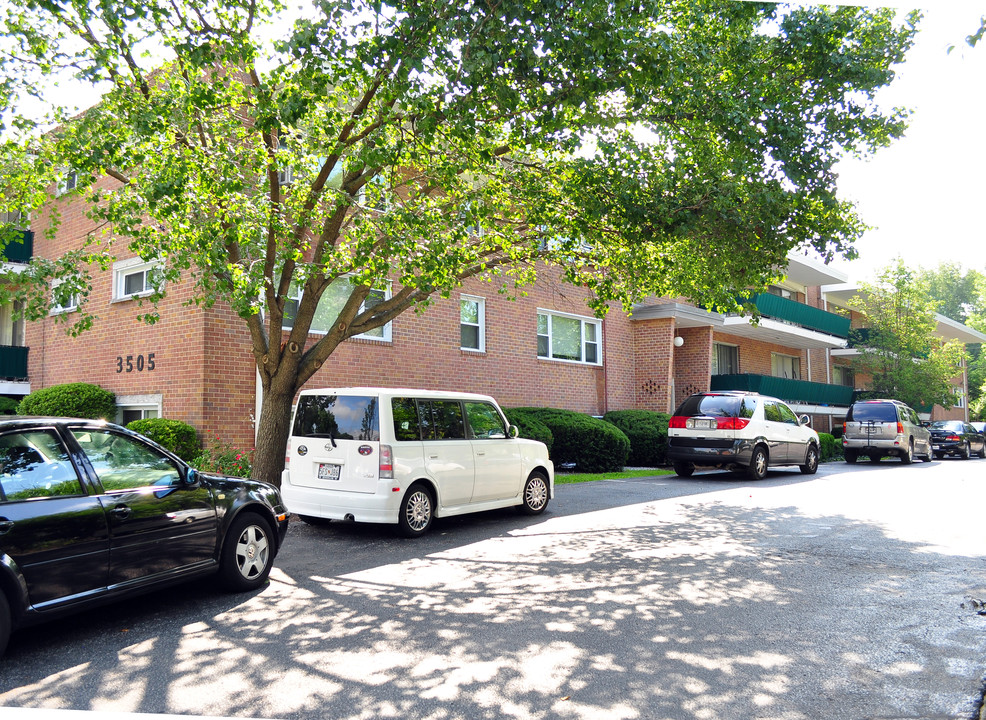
xmin=1 ymin=181 xmax=983 ymax=450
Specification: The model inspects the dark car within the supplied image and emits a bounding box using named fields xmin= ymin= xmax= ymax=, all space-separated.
xmin=0 ymin=417 xmax=289 ymax=657
xmin=928 ymin=420 xmax=986 ymax=460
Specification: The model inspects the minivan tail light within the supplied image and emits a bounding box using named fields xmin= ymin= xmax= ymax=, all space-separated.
xmin=897 ymin=422 xmax=904 ymax=435
xmin=379 ymin=444 xmax=394 ymax=479
xmin=717 ymin=417 xmax=750 ymax=431
xmin=669 ymin=416 xmax=688 ymax=429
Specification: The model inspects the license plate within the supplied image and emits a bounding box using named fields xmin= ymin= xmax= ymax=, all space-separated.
xmin=693 ymin=419 xmax=713 ymax=430
xmin=318 ymin=463 xmax=341 ymax=481
xmin=932 ymin=445 xmax=941 ymax=450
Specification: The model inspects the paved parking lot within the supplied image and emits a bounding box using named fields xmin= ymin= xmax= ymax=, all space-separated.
xmin=2 ymin=458 xmax=985 ymax=719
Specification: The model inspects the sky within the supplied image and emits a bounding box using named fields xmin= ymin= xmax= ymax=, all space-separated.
xmin=828 ymin=1 xmax=986 ymax=283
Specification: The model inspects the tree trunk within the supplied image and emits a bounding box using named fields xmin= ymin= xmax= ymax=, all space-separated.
xmin=251 ymin=378 xmax=297 ymax=488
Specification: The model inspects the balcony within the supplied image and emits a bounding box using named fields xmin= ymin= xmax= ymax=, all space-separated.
xmin=739 ymin=293 xmax=850 ymax=338
xmin=0 ymin=345 xmax=28 ymax=380
xmin=711 ymin=373 xmax=854 ymax=407
xmin=2 ymin=229 xmax=33 ymax=264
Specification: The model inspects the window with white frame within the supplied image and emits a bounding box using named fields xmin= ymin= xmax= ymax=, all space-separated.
xmin=57 ymin=169 xmax=78 ymax=197
xmin=282 ymin=277 xmax=392 ymax=341
xmin=771 ymin=352 xmax=801 ymax=380
xmin=537 ymin=310 xmax=601 ymax=365
xmin=712 ymin=343 xmax=739 ymax=375
xmin=460 ymin=296 xmax=485 ymax=352
xmin=0 ymin=210 xmax=27 ymax=226
xmin=50 ymin=280 xmax=78 ymax=314
xmin=113 ymin=257 xmax=162 ymax=300
xmin=954 ymin=387 xmax=966 ymax=409
xmin=116 ymin=395 xmax=162 ymax=426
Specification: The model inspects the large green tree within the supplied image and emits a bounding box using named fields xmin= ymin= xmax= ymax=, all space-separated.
xmin=0 ymin=1 xmax=917 ymax=485
xmin=849 ymin=260 xmax=968 ymax=412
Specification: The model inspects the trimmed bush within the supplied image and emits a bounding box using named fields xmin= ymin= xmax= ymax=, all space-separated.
xmin=508 ymin=407 xmax=629 ymax=473
xmin=17 ymin=382 xmax=116 ymax=420
xmin=126 ymin=418 xmax=200 ymax=462
xmin=503 ymin=408 xmax=553 ymax=453
xmin=603 ymin=409 xmax=671 ymax=467
xmin=0 ymin=396 xmax=19 ymax=415
xmin=818 ymin=432 xmax=841 ymax=462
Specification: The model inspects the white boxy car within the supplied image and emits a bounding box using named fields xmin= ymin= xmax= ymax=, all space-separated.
xmin=281 ymin=388 xmax=554 ymax=537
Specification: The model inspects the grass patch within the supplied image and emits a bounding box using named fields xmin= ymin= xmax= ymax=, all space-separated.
xmin=555 ymin=468 xmax=673 ymax=484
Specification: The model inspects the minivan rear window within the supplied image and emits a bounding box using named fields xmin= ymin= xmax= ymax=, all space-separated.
xmin=292 ymin=395 xmax=380 ymax=441
xmin=673 ymin=394 xmax=758 ymax=419
xmin=847 ymin=403 xmax=898 ymax=423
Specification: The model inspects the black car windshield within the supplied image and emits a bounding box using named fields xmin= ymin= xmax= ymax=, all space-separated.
xmin=848 ymin=403 xmax=898 ymax=422
xmin=673 ymin=394 xmax=757 ymax=419
xmin=929 ymin=421 xmax=963 ymax=431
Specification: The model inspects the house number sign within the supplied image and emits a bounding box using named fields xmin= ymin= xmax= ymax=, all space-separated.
xmin=115 ymin=353 xmax=156 ymax=373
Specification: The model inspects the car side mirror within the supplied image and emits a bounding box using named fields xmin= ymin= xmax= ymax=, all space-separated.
xmin=921 ymin=422 xmax=930 ymax=428
xmin=799 ymin=415 xmax=811 ymax=426
xmin=508 ymin=424 xmax=520 ymax=439
xmin=185 ymin=468 xmax=200 ymax=485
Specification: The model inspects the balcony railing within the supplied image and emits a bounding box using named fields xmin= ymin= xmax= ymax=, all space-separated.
xmin=1 ymin=229 xmax=33 ymax=264
xmin=739 ymin=293 xmax=850 ymax=338
xmin=0 ymin=345 xmax=29 ymax=380
xmin=711 ymin=373 xmax=854 ymax=407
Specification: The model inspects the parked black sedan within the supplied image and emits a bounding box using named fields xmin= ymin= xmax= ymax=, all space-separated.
xmin=928 ymin=420 xmax=986 ymax=460
xmin=0 ymin=417 xmax=289 ymax=657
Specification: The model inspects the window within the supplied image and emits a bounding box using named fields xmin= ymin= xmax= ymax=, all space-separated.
xmin=117 ymin=395 xmax=162 ymax=427
xmin=0 ymin=301 xmax=25 ymax=346
xmin=56 ymin=169 xmax=78 ymax=197
xmin=418 ymin=400 xmax=466 ymax=440
xmin=771 ymin=353 xmax=801 ymax=380
xmin=0 ymin=210 xmax=27 ymax=226
xmin=71 ymin=429 xmax=180 ymax=491
xmin=833 ymin=365 xmax=854 ymax=387
xmin=712 ymin=343 xmax=739 ymax=375
xmin=537 ymin=310 xmax=601 ymax=365
xmin=282 ymin=277 xmax=392 ymax=341
xmin=392 ymin=397 xmax=421 ymax=441
xmin=50 ymin=280 xmax=78 ymax=314
xmin=113 ymin=258 xmax=161 ymax=300
xmin=954 ymin=388 xmax=966 ymax=409
xmin=460 ymin=296 xmax=485 ymax=352
xmin=774 ymin=402 xmax=800 ymax=425
xmin=464 ymin=402 xmax=508 ymax=439
xmin=292 ymin=395 xmax=380 ymax=441
xmin=0 ymin=431 xmax=82 ymax=502
xmin=119 ymin=407 xmax=159 ymax=426
xmin=768 ymin=286 xmax=794 ymax=300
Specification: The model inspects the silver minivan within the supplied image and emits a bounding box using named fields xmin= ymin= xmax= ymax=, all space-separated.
xmin=281 ymin=387 xmax=554 ymax=536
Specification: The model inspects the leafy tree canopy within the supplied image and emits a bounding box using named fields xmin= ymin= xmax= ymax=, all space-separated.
xmin=0 ymin=1 xmax=918 ymax=482
xmin=916 ymin=261 xmax=986 ymax=325
xmin=849 ymin=259 xmax=968 ymax=411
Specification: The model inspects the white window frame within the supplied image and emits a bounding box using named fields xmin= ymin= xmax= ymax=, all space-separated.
xmin=50 ymin=280 xmax=78 ymax=315
xmin=460 ymin=295 xmax=486 ymax=353
xmin=113 ymin=257 xmax=162 ymax=301
xmin=537 ymin=309 xmax=602 ymax=366
xmin=712 ymin=342 xmax=739 ymax=375
xmin=282 ymin=277 xmax=393 ymax=343
xmin=56 ymin=169 xmax=78 ymax=197
xmin=953 ymin=387 xmax=966 ymax=409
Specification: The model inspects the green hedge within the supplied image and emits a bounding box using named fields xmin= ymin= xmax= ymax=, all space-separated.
xmin=507 ymin=407 xmax=629 ymax=473
xmin=503 ymin=409 xmax=553 ymax=453
xmin=818 ymin=432 xmax=841 ymax=462
xmin=603 ymin=409 xmax=671 ymax=467
xmin=0 ymin=397 xmax=19 ymax=415
xmin=126 ymin=418 xmax=200 ymax=462
xmin=17 ymin=382 xmax=117 ymax=420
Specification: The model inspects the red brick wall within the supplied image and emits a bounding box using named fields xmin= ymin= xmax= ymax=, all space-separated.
xmin=672 ymin=326 xmax=713 ymax=409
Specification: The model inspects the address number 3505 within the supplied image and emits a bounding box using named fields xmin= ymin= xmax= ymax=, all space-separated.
xmin=115 ymin=353 xmax=156 ymax=373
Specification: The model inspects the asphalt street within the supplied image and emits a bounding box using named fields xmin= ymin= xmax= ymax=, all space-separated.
xmin=1 ymin=457 xmax=985 ymax=720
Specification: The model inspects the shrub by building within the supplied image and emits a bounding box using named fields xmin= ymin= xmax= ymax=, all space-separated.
xmin=509 ymin=407 xmax=629 ymax=473
xmin=17 ymin=382 xmax=117 ymax=420
xmin=603 ymin=409 xmax=671 ymax=467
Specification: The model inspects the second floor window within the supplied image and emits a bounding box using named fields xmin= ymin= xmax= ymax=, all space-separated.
xmin=833 ymin=365 xmax=854 ymax=387
xmin=51 ymin=281 xmax=78 ymax=314
xmin=113 ymin=258 xmax=162 ymax=300
xmin=460 ymin=296 xmax=485 ymax=352
xmin=282 ymin=278 xmax=392 ymax=342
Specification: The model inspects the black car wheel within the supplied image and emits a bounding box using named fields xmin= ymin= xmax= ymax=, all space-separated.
xmin=800 ymin=445 xmax=818 ymax=475
xmin=673 ymin=461 xmax=695 ymax=478
xmin=747 ymin=446 xmax=768 ymax=481
xmin=978 ymin=443 xmax=986 ymax=459
xmin=934 ymin=451 xmax=945 ymax=460
xmin=0 ymin=591 xmax=10 ymax=659
xmin=398 ymin=483 xmax=434 ymax=537
xmin=519 ymin=472 xmax=550 ymax=515
xmin=220 ymin=512 xmax=274 ymax=591
xmin=899 ymin=440 xmax=913 ymax=465
xmin=844 ymin=449 xmax=858 ymax=464
xmin=960 ymin=441 xmax=971 ymax=460
xmin=869 ymin=453 xmax=882 ymax=463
